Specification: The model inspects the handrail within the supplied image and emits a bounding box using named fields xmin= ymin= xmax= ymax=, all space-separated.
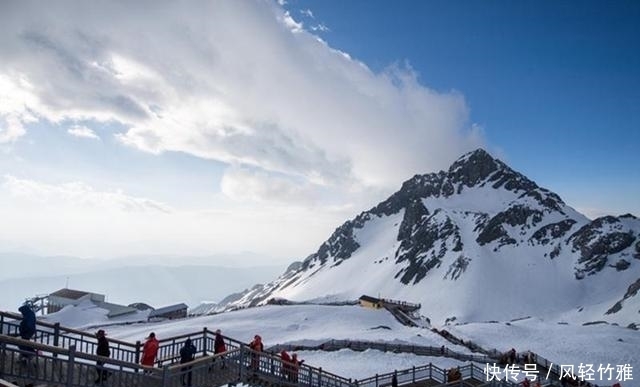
xmin=0 ymin=379 xmax=20 ymax=387
xmin=1 ymin=334 xmax=147 ymax=371
xmin=0 ymin=311 xmax=246 ymax=367
xmin=269 ymin=338 xmax=498 ymax=364
xmin=379 ymin=298 xmax=421 ymax=309
xmin=0 ymin=311 xmax=133 ymax=346
xmin=165 ymin=348 xmax=240 ymax=372
xmin=1 ymin=335 xmax=164 ymax=387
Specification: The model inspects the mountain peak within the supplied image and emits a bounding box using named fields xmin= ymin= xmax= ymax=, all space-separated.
xmin=448 ymin=148 xmax=505 ymax=186
xmin=445 ymin=148 xmax=541 ymax=196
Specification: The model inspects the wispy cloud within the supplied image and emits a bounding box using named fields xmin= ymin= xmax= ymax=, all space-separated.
xmin=221 ymin=167 xmax=319 ymax=206
xmin=0 ymin=74 xmax=36 ymax=143
xmin=310 ymin=23 xmax=330 ymax=33
xmin=300 ymin=9 xmax=314 ymax=19
xmin=0 ymin=174 xmax=346 ymax=258
xmin=3 ymin=175 xmax=171 ymax=213
xmin=67 ymin=125 xmax=100 ymax=140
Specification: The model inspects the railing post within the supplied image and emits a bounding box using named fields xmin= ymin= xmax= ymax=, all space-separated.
xmin=135 ymin=340 xmax=142 ymax=371
xmin=66 ymin=344 xmax=76 ymax=387
xmin=375 ymin=373 xmax=378 ymax=387
xmin=161 ymin=365 xmax=170 ymax=387
xmin=0 ymin=313 xmax=4 ymax=334
xmin=202 ymin=327 xmax=208 ymax=356
xmin=270 ymin=355 xmax=274 ymax=374
xmin=53 ymin=322 xmax=60 ymax=346
xmin=319 ymin=367 xmax=323 ymax=387
xmin=0 ymin=341 xmax=6 ymax=374
xmin=417 ymin=365 xmax=420 ymax=383
xmin=239 ymin=345 xmax=245 ymax=379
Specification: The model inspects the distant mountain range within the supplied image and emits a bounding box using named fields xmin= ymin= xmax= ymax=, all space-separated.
xmin=220 ymin=149 xmax=640 ymax=326
xmin=0 ymin=253 xmax=285 ymax=311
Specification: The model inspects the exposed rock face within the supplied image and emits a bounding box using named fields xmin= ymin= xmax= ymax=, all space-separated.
xmin=606 ymin=277 xmax=640 ymax=315
xmin=530 ymin=219 xmax=577 ymax=245
xmin=570 ymin=216 xmax=637 ymax=278
xmin=394 ymin=209 xmax=462 ymax=285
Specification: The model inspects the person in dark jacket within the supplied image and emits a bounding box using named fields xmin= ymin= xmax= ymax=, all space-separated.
xmin=95 ymin=329 xmax=110 ymax=384
xmin=179 ymin=338 xmax=197 ymax=386
xmin=18 ymin=304 xmax=37 ymax=357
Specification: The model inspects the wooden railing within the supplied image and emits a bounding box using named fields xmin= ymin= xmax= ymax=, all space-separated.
xmin=0 ymin=333 xmax=358 ymax=387
xmin=0 ymin=311 xmax=140 ymax=363
xmin=0 ymin=311 xmax=247 ymax=367
xmin=0 ymin=335 xmax=162 ymax=387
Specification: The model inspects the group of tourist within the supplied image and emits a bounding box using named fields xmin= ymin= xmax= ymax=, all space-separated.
xmin=279 ymin=350 xmax=304 ymax=382
xmin=91 ymin=329 xmax=228 ymax=386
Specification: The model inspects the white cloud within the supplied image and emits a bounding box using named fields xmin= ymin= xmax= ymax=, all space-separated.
xmin=0 ymin=174 xmax=347 ymax=259
xmin=3 ymin=175 xmax=171 ymax=213
xmin=0 ymin=74 xmax=37 ymax=143
xmin=0 ymin=115 xmax=27 ymax=143
xmin=0 ymin=1 xmax=483 ymax=206
xmin=310 ymin=23 xmax=330 ymax=33
xmin=300 ymin=9 xmax=314 ymax=18
xmin=67 ymin=125 xmax=100 ymax=140
xmin=221 ymin=167 xmax=319 ymax=206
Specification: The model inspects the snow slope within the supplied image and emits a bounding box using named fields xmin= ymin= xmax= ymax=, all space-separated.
xmin=53 ymin=303 xmax=639 ymax=385
xmin=223 ymin=149 xmax=640 ymax=327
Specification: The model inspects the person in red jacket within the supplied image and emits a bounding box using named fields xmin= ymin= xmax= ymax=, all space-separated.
xmin=291 ymin=353 xmax=304 ymax=383
xmin=214 ymin=329 xmax=227 ymax=369
xmin=280 ymin=350 xmax=292 ymax=380
xmin=248 ymin=335 xmax=263 ymax=371
xmin=141 ymin=332 xmax=159 ymax=373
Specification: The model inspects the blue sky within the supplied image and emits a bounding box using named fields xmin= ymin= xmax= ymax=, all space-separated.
xmin=288 ymin=0 xmax=640 ymax=217
xmin=0 ymin=1 xmax=637 ymax=259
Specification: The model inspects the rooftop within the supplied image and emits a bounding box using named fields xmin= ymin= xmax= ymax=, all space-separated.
xmin=49 ymin=288 xmax=93 ymax=300
xmin=149 ymin=303 xmax=188 ymax=317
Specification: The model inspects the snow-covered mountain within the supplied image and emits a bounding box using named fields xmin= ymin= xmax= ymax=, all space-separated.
xmin=222 ymin=149 xmax=640 ymax=326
